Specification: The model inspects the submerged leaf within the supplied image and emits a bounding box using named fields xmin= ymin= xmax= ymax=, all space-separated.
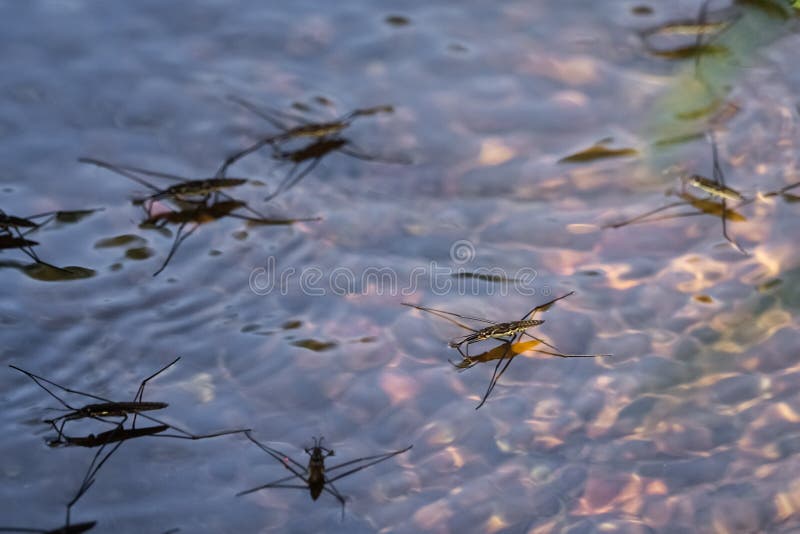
xmin=125 ymin=246 xmax=155 ymax=260
xmin=94 ymin=234 xmax=145 ymax=248
xmin=0 ymin=260 xmax=96 ymax=281
xmin=291 ymin=339 xmax=338 ymax=352
xmin=559 ymin=140 xmax=638 ymax=163
xmin=451 ymin=339 xmax=542 ymax=369
xmin=54 ymin=208 xmax=102 ymax=224
xmin=737 ymin=0 xmax=794 ymax=19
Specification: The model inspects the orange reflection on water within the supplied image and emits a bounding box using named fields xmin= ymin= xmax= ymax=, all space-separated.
xmin=380 ymin=370 xmax=419 ymax=406
xmin=478 ymin=138 xmax=516 ymax=166
xmin=775 ymin=480 xmax=800 ymax=521
xmin=485 ymin=514 xmax=509 ymax=534
xmin=575 ymin=472 xmax=643 ymax=516
xmin=668 ymin=254 xmax=729 ymax=293
xmin=413 ymin=500 xmax=453 ymax=533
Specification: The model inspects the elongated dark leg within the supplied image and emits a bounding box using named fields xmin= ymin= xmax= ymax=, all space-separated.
xmin=92 ymin=161 xmax=189 ymax=183
xmin=66 ymin=424 xmax=126 ymax=527
xmin=131 ymin=357 xmax=180 ymax=427
xmin=720 ymin=199 xmax=748 ymax=255
xmin=475 ymin=337 xmax=517 ymax=410
xmin=265 ymin=157 xmax=323 ymax=201
xmin=326 ymin=481 xmax=347 ymax=520
xmin=603 ymin=201 xmax=688 ymax=228
xmin=326 ymin=446 xmax=412 ymax=480
xmin=216 ymin=137 xmax=278 ymax=178
xmin=124 ymin=408 xmax=249 ymax=441
xmin=521 ymin=332 xmax=561 ymax=352
xmin=9 ymin=366 xmax=110 ymax=407
xmin=339 ymin=145 xmax=411 ymax=165
xmin=476 ymin=346 xmax=516 ymax=410
xmin=152 ymin=222 xmax=199 ymax=277
xmin=227 ymin=95 xmax=301 ymax=130
xmin=531 ymin=348 xmax=609 ymax=359
xmin=244 ymin=432 xmax=309 ymax=474
xmin=78 ymin=158 xmax=162 ymax=193
xmin=237 ymin=475 xmax=309 ymax=497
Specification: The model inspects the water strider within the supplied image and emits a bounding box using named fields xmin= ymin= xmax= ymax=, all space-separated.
xmin=56 ymin=425 xmax=172 ymax=448
xmin=403 ymin=292 xmax=610 ymax=409
xmin=260 ymin=136 xmax=409 ymax=201
xmin=217 ymin=96 xmax=409 ymax=199
xmin=682 ymin=174 xmax=744 ymax=201
xmin=0 ymin=209 xmax=97 ymax=271
xmin=78 ymin=157 xmax=251 ymax=207
xmin=79 ymin=157 xmax=319 ymax=275
xmin=0 ymin=409 xmax=131 ymax=534
xmin=138 ymin=197 xmax=319 ymax=276
xmin=216 ymin=96 xmax=395 ymax=172
xmin=238 ymin=433 xmax=412 ymax=518
xmin=9 ymin=357 xmax=250 ymax=445
xmin=606 ymin=132 xmax=749 ymax=255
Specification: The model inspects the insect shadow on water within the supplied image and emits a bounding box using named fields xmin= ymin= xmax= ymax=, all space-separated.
xmin=605 ymin=131 xmax=750 ymax=255
xmin=0 ymin=434 xmax=181 ymax=534
xmin=9 ymin=357 xmax=251 ymax=445
xmin=78 ymin=157 xmax=319 ymax=275
xmin=217 ymin=96 xmax=410 ymax=200
xmin=0 ymin=209 xmax=97 ymax=274
xmin=237 ymin=432 xmax=412 ymax=519
xmin=0 ymin=409 xmax=131 ymax=534
xmin=403 ymin=291 xmax=611 ymax=409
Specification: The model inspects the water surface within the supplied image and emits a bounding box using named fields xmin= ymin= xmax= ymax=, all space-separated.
xmin=1 ymin=1 xmax=800 ymax=532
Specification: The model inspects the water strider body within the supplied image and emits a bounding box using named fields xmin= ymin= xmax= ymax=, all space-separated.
xmin=0 ymin=211 xmax=41 ymax=230
xmin=605 ymin=131 xmax=749 ymax=255
xmin=78 ymin=157 xmax=250 ymax=204
xmin=238 ymin=433 xmax=412 ymax=517
xmin=449 ymin=318 xmax=545 ymax=354
xmin=55 ymin=424 xmax=171 ymax=448
xmin=225 ymin=95 xmax=394 ymax=145
xmin=47 ymin=401 xmax=169 ymax=438
xmin=217 ymin=97 xmax=407 ymax=194
xmin=0 ymin=520 xmax=98 ymax=534
xmin=0 ymin=234 xmax=38 ymax=250
xmin=684 ymin=174 xmax=744 ymax=201
xmin=151 ymin=177 xmax=248 ymax=200
xmin=403 ymin=292 xmax=610 ymax=409
xmin=10 ymin=357 xmax=250 ymax=443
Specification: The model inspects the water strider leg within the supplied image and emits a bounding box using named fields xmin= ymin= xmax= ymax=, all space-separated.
xmin=131 ymin=357 xmax=180 ymax=427
xmin=604 ymin=201 xmax=688 ymax=228
xmin=264 ymin=157 xmax=323 ymax=201
xmin=152 ymin=221 xmax=199 ymax=277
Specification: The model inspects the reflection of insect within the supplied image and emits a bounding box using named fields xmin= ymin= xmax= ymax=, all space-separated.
xmin=403 ymin=292 xmax=610 ymax=409
xmin=140 ymin=198 xmax=319 ymax=276
xmin=0 ymin=210 xmax=68 ymax=270
xmin=217 ymin=96 xmax=409 ymax=199
xmin=9 ymin=357 xmax=250 ymax=445
xmin=606 ymin=132 xmax=749 ymax=255
xmin=0 ymin=519 xmax=97 ymax=534
xmin=0 ymin=414 xmax=129 ymax=533
xmin=238 ymin=433 xmax=412 ymax=518
xmin=57 ymin=424 xmax=171 ymax=448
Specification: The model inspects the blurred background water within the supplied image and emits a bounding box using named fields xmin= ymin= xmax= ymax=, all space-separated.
xmin=1 ymin=1 xmax=800 ymax=532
